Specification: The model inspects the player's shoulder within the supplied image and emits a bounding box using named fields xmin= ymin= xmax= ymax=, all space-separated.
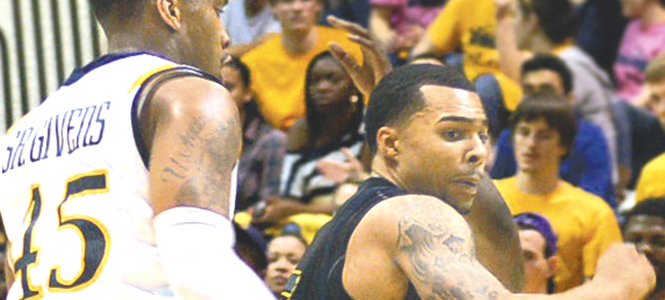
xmin=362 ymin=194 xmax=467 ymax=232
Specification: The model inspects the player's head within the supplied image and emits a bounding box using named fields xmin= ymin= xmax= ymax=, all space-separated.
xmin=621 ymin=0 xmax=665 ymax=19
xmin=222 ymin=56 xmax=253 ymax=110
xmin=510 ymin=93 xmax=577 ymax=175
xmin=623 ymin=198 xmax=665 ymax=282
xmin=89 ymin=0 xmax=230 ymax=78
xmin=367 ymin=64 xmax=486 ymax=214
xmin=645 ymin=53 xmax=665 ymax=129
xmin=521 ymin=54 xmax=573 ymax=98
xmin=305 ymin=51 xmax=363 ymax=135
xmin=514 ymin=212 xmax=558 ymax=294
xmin=264 ymin=234 xmax=308 ymax=296
xmin=271 ymin=0 xmax=322 ymax=34
xmin=516 ymin=0 xmax=578 ymax=48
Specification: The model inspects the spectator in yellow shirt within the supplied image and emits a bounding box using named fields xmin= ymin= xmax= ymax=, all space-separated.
xmin=242 ymin=0 xmax=363 ymax=131
xmin=494 ymin=93 xmax=622 ymax=292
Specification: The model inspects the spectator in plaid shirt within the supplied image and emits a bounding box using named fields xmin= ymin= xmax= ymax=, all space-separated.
xmin=223 ymin=56 xmax=288 ymax=212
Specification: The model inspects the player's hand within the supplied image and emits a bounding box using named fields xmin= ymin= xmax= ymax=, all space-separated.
xmin=327 ymin=15 xmax=392 ymax=98
xmin=252 ymin=197 xmax=300 ymax=225
xmin=316 ymin=148 xmax=366 ymax=183
xmin=593 ymin=243 xmax=656 ymax=300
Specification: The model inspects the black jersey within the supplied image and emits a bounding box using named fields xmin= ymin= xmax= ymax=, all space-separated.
xmin=281 ymin=177 xmax=421 ymax=300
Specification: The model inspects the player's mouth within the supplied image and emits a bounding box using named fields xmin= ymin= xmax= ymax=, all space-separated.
xmin=455 ymin=176 xmax=479 ymax=188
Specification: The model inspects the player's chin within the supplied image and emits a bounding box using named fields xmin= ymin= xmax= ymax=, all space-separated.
xmin=447 ymin=193 xmax=475 ymax=215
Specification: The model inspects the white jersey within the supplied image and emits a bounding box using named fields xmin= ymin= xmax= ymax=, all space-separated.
xmin=0 ymin=53 xmax=236 ymax=299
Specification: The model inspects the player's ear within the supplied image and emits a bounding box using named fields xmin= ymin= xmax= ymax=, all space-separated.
xmin=156 ymin=0 xmax=182 ymax=30
xmin=376 ymin=127 xmax=399 ymax=158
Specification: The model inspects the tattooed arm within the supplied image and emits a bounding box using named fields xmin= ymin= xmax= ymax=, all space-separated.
xmin=140 ymin=77 xmax=274 ymax=299
xmin=391 ymin=196 xmax=655 ymax=300
xmin=143 ymin=76 xmax=240 ymax=217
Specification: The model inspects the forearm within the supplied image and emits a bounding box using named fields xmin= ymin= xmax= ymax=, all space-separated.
xmin=292 ymin=200 xmax=335 ymax=215
xmin=369 ymin=9 xmax=396 ymax=52
xmin=495 ymin=14 xmax=523 ymax=83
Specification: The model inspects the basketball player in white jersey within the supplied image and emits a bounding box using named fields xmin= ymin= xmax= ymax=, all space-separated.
xmin=0 ymin=0 xmax=273 ymax=299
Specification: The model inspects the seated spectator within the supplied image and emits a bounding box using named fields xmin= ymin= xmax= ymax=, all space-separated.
xmin=514 ymin=212 xmax=559 ymax=294
xmin=411 ymin=0 xmax=523 ymax=139
xmin=494 ymin=93 xmax=622 ymax=292
xmin=221 ymin=0 xmax=281 ymax=56
xmin=622 ymin=198 xmax=665 ymax=300
xmin=575 ymin=0 xmax=628 ymax=79
xmin=625 ymin=53 xmax=665 ymax=188
xmin=251 ymin=51 xmax=364 ymax=239
xmin=491 ymin=54 xmax=615 ymax=206
xmin=495 ymin=0 xmax=618 ymax=184
xmin=264 ymin=233 xmax=308 ymax=298
xmin=223 ymin=57 xmax=288 ymax=212
xmin=636 ymin=154 xmax=665 ymax=203
xmin=241 ymin=0 xmax=363 ymax=131
xmin=615 ymin=0 xmax=665 ymax=103
xmin=233 ymin=223 xmax=269 ymax=277
xmin=368 ymin=0 xmax=446 ymax=65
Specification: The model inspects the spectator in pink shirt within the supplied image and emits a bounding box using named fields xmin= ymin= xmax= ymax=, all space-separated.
xmin=615 ymin=0 xmax=665 ymax=103
xmin=369 ymin=0 xmax=447 ymax=64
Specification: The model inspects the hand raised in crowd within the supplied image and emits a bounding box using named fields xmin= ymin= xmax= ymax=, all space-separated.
xmin=593 ymin=243 xmax=656 ymax=300
xmin=252 ymin=197 xmax=300 ymax=225
xmin=494 ymin=0 xmax=516 ymax=19
xmin=316 ymin=148 xmax=367 ymax=183
xmin=327 ymin=15 xmax=392 ymax=97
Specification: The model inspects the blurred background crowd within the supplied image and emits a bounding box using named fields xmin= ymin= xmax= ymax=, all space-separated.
xmin=3 ymin=0 xmax=665 ymax=298
xmin=213 ymin=0 xmax=665 ymax=297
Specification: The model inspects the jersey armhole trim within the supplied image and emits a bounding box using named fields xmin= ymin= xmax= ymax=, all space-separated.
xmin=130 ymin=66 xmax=223 ymax=170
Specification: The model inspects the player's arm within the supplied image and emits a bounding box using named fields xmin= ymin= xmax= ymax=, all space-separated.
xmin=141 ymin=77 xmax=273 ymax=300
xmin=391 ymin=196 xmax=655 ymax=300
xmin=465 ymin=175 xmax=524 ymax=292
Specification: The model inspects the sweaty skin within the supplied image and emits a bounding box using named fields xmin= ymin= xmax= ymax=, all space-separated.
xmin=467 ymin=175 xmax=524 ymax=292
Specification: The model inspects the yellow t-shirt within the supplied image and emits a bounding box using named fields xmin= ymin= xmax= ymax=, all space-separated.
xmin=636 ymin=153 xmax=665 ymax=203
xmin=426 ymin=0 xmax=522 ymax=110
xmin=494 ymin=177 xmax=622 ymax=292
xmin=242 ymin=26 xmax=363 ymax=131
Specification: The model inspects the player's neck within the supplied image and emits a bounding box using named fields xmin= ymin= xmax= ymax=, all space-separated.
xmin=281 ymin=27 xmax=319 ymax=54
xmin=107 ymin=34 xmax=178 ymax=62
xmin=641 ymin=4 xmax=665 ymax=26
xmin=515 ymin=168 xmax=560 ymax=195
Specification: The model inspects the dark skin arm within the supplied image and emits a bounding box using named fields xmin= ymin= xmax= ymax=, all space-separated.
xmin=343 ymin=195 xmax=655 ymax=300
xmin=140 ymin=76 xmax=241 ymax=217
xmin=466 ymin=175 xmax=524 ymax=292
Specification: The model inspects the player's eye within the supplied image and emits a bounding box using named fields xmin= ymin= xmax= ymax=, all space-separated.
xmin=442 ymin=130 xmax=462 ymax=141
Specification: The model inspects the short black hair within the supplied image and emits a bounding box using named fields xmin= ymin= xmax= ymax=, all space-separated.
xmin=89 ymin=0 xmax=144 ymax=22
xmin=225 ymin=55 xmax=251 ymax=87
xmin=366 ymin=64 xmax=476 ymax=155
xmin=521 ymin=54 xmax=573 ymax=95
xmin=518 ymin=0 xmax=578 ymax=44
xmin=622 ymin=197 xmax=665 ymax=230
xmin=509 ymin=93 xmax=577 ymax=156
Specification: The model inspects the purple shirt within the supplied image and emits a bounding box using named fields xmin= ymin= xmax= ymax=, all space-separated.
xmin=370 ymin=0 xmax=446 ymax=35
xmin=614 ymin=20 xmax=665 ymax=102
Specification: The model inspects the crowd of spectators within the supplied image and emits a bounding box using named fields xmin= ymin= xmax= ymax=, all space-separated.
xmin=218 ymin=0 xmax=665 ymax=296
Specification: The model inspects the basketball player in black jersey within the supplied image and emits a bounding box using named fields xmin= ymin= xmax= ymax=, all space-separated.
xmin=282 ymin=63 xmax=655 ymax=300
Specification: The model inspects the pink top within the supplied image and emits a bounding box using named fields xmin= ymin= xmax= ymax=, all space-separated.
xmin=370 ymin=0 xmax=446 ymax=35
xmin=614 ymin=20 xmax=665 ymax=102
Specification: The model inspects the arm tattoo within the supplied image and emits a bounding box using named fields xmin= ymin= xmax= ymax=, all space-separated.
xmin=159 ymin=112 xmax=241 ymax=217
xmin=397 ymin=204 xmax=505 ymax=300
